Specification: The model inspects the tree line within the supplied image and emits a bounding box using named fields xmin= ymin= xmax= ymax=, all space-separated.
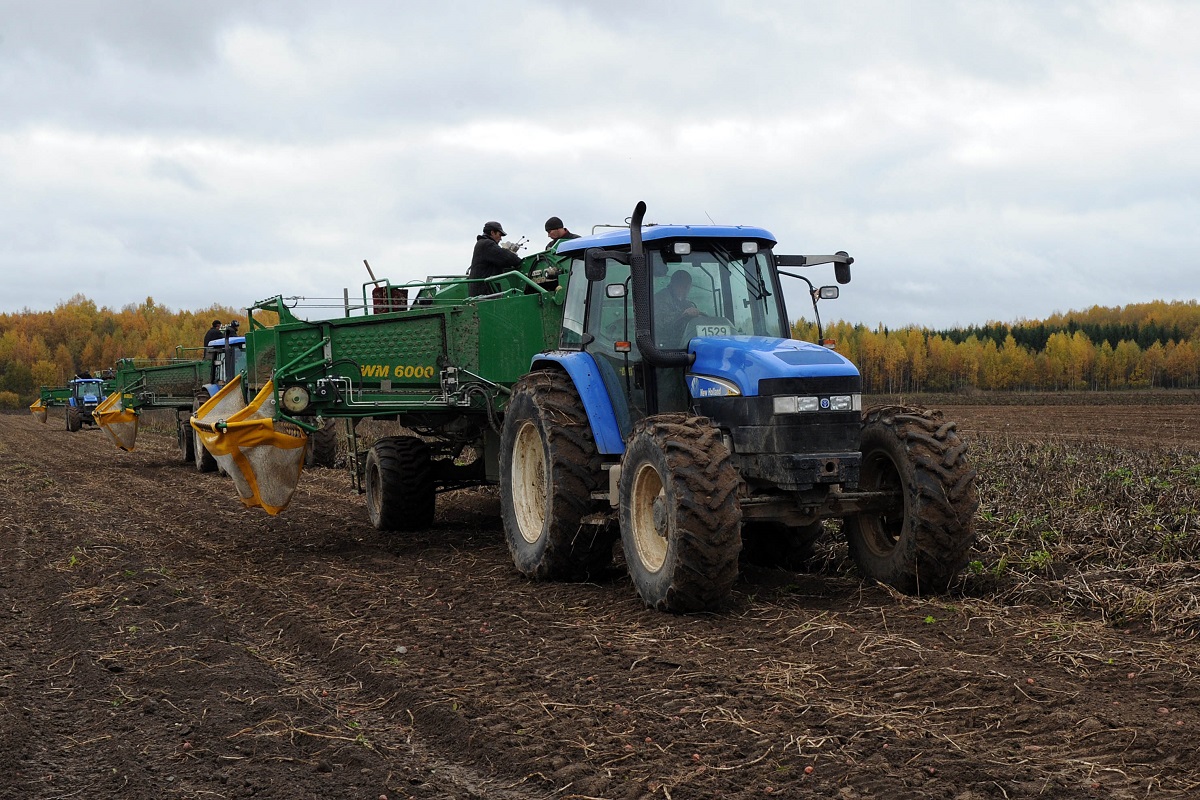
xmin=0 ymin=295 xmax=242 ymax=407
xmin=1 ymin=295 xmax=1197 ymax=407
xmin=796 ymin=299 xmax=1200 ymax=393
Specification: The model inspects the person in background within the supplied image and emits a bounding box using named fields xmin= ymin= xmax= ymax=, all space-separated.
xmin=544 ymin=216 xmax=580 ymax=249
xmin=202 ymin=320 xmax=223 ymax=346
xmin=469 ymin=221 xmax=523 ymax=297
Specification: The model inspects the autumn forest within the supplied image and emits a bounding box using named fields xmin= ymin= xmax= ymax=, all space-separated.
xmin=1 ymin=294 xmax=1197 ymax=408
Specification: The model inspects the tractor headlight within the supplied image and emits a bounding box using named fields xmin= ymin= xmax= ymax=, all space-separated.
xmin=829 ymin=394 xmax=860 ymax=411
xmin=773 ymin=396 xmax=820 ymax=414
xmin=773 ymin=394 xmax=860 ymax=414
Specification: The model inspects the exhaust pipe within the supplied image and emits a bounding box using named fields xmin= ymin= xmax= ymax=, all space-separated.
xmin=629 ymin=201 xmax=694 ymax=368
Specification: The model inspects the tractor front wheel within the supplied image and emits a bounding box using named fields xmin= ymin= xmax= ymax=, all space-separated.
xmin=844 ymin=406 xmax=978 ymax=594
xmin=66 ymin=405 xmax=82 ymax=432
xmin=364 ymin=436 xmax=435 ymax=531
xmin=500 ymin=370 xmax=613 ymax=580
xmin=618 ymin=415 xmax=742 ymax=612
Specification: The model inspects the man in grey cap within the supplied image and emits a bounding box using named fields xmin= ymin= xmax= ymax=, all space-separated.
xmin=468 ymin=221 xmax=523 ymax=297
xmin=544 ymin=216 xmax=580 ymax=249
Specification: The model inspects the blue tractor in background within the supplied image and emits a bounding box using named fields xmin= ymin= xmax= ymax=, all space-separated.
xmin=65 ymin=375 xmax=109 ymax=432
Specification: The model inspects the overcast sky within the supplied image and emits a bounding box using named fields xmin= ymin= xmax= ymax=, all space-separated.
xmin=2 ymin=0 xmax=1198 ymax=329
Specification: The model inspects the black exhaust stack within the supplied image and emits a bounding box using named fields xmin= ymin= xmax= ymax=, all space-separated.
xmin=629 ymin=201 xmax=694 ymax=368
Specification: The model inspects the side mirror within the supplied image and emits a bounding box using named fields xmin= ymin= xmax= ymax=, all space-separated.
xmin=605 ymin=283 xmax=627 ymax=299
xmin=818 ymin=285 xmax=839 ymax=300
xmin=834 ymin=251 xmax=852 ymax=284
xmin=585 ymin=249 xmax=608 ymax=282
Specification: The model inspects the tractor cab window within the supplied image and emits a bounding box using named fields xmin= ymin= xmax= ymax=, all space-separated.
xmin=212 ymin=345 xmax=246 ymax=385
xmin=582 ymin=257 xmax=644 ymax=435
xmin=559 ymin=258 xmax=587 ymax=349
xmin=75 ymin=382 xmax=102 ymax=401
xmin=649 ymin=244 xmax=787 ymax=350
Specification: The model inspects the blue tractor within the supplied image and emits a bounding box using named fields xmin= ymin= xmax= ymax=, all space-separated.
xmin=499 ymin=202 xmax=978 ymax=611
xmin=65 ymin=375 xmax=109 ymax=432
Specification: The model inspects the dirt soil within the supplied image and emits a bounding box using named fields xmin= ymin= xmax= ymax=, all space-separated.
xmin=2 ymin=406 xmax=1199 ymax=800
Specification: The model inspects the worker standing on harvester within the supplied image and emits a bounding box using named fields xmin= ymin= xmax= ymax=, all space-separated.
xmin=468 ymin=220 xmax=523 ymax=297
xmin=202 ymin=320 xmax=222 ymax=346
xmin=544 ymin=216 xmax=580 ymax=249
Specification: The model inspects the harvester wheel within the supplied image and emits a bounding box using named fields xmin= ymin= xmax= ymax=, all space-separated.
xmin=305 ymin=419 xmax=339 ymax=468
xmin=500 ymin=370 xmax=613 ymax=580
xmin=845 ymin=405 xmax=978 ymax=594
xmin=365 ymin=436 xmax=435 ymax=531
xmin=177 ymin=412 xmax=195 ymax=462
xmin=66 ymin=405 xmax=82 ymax=432
xmin=618 ymin=414 xmax=742 ymax=612
xmin=193 ymin=395 xmax=218 ymax=473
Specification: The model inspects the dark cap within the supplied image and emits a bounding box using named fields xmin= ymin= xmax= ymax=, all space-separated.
xmin=212 ymin=319 xmax=221 ymax=326
xmin=483 ymin=220 xmax=506 ymax=236
xmin=544 ymin=216 xmax=564 ymax=232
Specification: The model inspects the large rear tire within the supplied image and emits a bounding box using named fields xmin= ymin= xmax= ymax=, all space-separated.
xmin=618 ymin=414 xmax=742 ymax=612
xmin=500 ymin=370 xmax=613 ymax=580
xmin=193 ymin=394 xmax=218 ymax=473
xmin=845 ymin=406 xmax=978 ymax=594
xmin=364 ymin=436 xmax=435 ymax=531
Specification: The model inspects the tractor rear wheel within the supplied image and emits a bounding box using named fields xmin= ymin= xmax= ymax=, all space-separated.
xmin=66 ymin=405 xmax=82 ymax=432
xmin=845 ymin=406 xmax=978 ymax=594
xmin=500 ymin=370 xmax=613 ymax=580
xmin=364 ymin=436 xmax=435 ymax=531
xmin=618 ymin=414 xmax=742 ymax=612
xmin=305 ymin=419 xmax=339 ymax=468
xmin=193 ymin=394 xmax=218 ymax=473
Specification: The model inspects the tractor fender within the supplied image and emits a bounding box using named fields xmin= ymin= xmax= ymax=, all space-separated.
xmin=200 ymin=382 xmax=226 ymax=400
xmin=529 ymin=352 xmax=625 ymax=455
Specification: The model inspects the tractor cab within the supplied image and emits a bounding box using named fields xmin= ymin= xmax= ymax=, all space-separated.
xmin=204 ymin=332 xmax=247 ymax=392
xmin=555 ymin=208 xmax=858 ymax=472
xmin=70 ymin=377 xmax=106 ymax=407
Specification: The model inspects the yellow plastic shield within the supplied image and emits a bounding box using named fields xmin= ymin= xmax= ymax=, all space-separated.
xmin=190 ymin=376 xmax=307 ymax=515
xmin=30 ymin=398 xmax=48 ymax=424
xmin=94 ymin=391 xmax=140 ymax=451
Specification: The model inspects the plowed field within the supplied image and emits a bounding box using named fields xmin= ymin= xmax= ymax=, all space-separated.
xmin=2 ymin=403 xmax=1199 ymax=800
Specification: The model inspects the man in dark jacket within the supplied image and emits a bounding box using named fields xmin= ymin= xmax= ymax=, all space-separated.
xmin=468 ymin=221 xmax=522 ymax=297
xmin=544 ymin=216 xmax=580 ymax=249
xmin=202 ymin=320 xmax=223 ymax=346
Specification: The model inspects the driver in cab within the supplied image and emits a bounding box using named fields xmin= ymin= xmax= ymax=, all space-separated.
xmin=655 ymin=270 xmax=702 ymax=347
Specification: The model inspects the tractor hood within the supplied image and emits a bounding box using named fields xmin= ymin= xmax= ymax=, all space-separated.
xmin=687 ymin=336 xmax=859 ymax=398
